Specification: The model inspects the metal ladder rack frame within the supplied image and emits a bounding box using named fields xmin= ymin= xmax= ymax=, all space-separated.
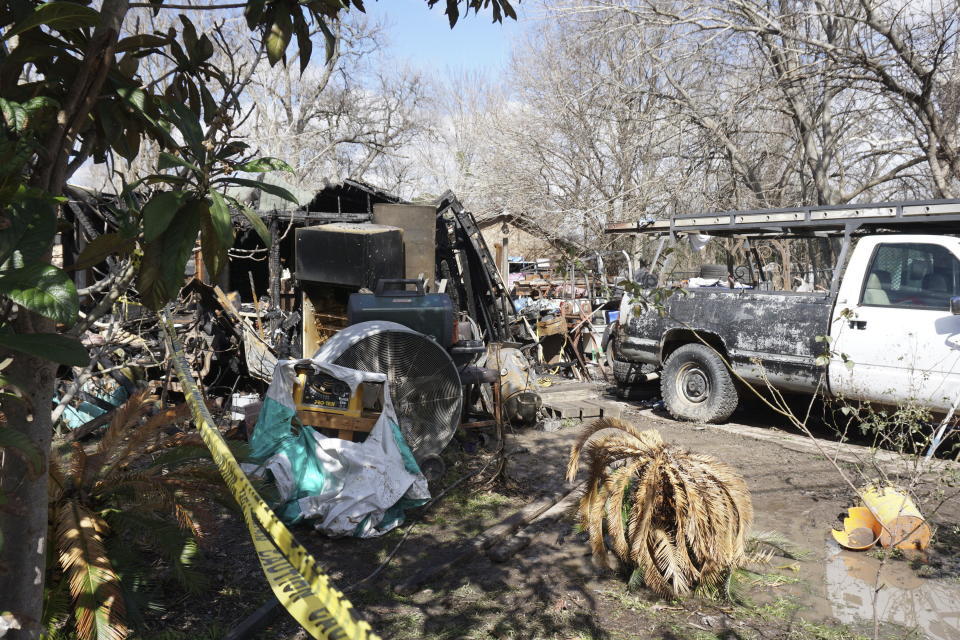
xmin=605 ymin=198 xmax=960 ymax=238
xmin=606 ymin=198 xmax=960 ymax=297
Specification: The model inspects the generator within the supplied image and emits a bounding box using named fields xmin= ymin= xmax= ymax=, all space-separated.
xmin=292 ymin=364 xmax=378 ymax=440
xmin=347 ymin=279 xmax=454 ymax=347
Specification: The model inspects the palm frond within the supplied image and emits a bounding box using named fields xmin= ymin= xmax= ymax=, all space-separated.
xmin=747 ymin=530 xmax=808 ymax=561
xmin=55 ymin=500 xmax=129 ymax=640
xmin=97 ymin=390 xmax=153 ymax=458
xmin=567 ymin=417 xmax=754 ymax=598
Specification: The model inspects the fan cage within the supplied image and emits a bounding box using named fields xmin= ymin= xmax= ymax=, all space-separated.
xmin=331 ymin=330 xmax=462 ymax=460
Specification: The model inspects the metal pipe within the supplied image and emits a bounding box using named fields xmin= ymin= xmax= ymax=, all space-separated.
xmin=620 ymin=250 xmax=633 ymax=282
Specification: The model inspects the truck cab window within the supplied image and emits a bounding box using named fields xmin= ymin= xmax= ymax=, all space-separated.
xmin=861 ymin=243 xmax=960 ymax=310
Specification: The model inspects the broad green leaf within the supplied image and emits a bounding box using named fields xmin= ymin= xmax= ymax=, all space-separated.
xmin=199 ymin=83 xmax=218 ymax=126
xmin=200 ymin=220 xmax=226 ymax=279
xmin=216 ymin=177 xmax=298 ymax=205
xmin=0 ymin=197 xmax=56 ymax=266
xmin=165 ymin=102 xmax=205 ymax=157
xmin=116 ymin=118 xmax=143 ymax=161
xmin=179 ymin=14 xmax=199 ymax=57
xmin=0 ymin=98 xmax=28 ymax=133
xmin=23 ymin=96 xmax=58 ymax=115
xmin=224 ymin=194 xmax=271 ymax=247
xmin=118 ymin=53 xmax=139 ymax=78
xmin=293 ymin=10 xmax=313 ymax=73
xmin=244 ymin=0 xmax=267 ymax=30
xmin=208 ymin=190 xmax=233 ymax=248
xmin=157 ymin=151 xmax=201 ymax=174
xmin=266 ymin=8 xmax=292 ymax=66
xmin=237 ymin=157 xmax=294 ymax=173
xmin=117 ymin=87 xmax=178 ymax=149
xmin=116 ymin=33 xmax=169 ymax=52
xmin=318 ymin=18 xmax=335 ymax=64
xmin=200 ymin=191 xmax=233 ymax=278
xmin=143 ymin=175 xmax=191 ymax=186
xmin=116 ymin=86 xmax=147 ymax=113
xmin=138 ymin=201 xmax=203 ymax=310
xmin=142 ymin=190 xmax=191 ymax=242
xmin=72 ymin=232 xmax=135 ymax=271
xmin=0 ymin=332 xmax=89 ymax=366
xmin=195 ymin=33 xmax=214 ymax=63
xmin=2 ymin=43 xmax=66 ymax=67
xmin=4 ymin=2 xmax=100 ymax=40
xmin=0 ymin=425 xmax=42 ymax=474
xmin=0 ymin=264 xmax=79 ymax=325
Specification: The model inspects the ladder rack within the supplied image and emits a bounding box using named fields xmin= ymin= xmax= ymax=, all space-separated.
xmin=605 ymin=199 xmax=960 ymax=237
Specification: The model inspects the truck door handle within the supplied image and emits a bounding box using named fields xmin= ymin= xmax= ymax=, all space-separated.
xmin=848 ymin=320 xmax=867 ymax=330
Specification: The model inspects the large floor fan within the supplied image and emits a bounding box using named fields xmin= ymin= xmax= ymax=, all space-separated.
xmin=313 ymin=321 xmax=463 ymax=467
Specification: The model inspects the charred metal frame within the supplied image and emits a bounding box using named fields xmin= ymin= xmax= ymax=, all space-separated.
xmin=435 ymin=191 xmax=514 ymax=342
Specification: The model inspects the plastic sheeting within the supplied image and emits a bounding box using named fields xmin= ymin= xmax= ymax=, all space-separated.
xmin=247 ymin=343 xmax=429 ymax=538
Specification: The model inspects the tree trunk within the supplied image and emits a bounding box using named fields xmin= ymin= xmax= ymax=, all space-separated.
xmin=0 ymin=314 xmax=57 ymax=639
xmin=0 ymin=2 xmax=129 ymax=636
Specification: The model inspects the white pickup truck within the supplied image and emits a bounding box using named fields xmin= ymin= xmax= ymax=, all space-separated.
xmin=607 ymin=203 xmax=960 ymax=423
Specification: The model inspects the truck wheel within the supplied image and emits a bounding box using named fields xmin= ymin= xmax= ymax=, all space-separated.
xmin=661 ymin=343 xmax=738 ymax=423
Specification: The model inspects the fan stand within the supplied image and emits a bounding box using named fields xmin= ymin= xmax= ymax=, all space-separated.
xmin=458 ymin=366 xmax=503 ymax=435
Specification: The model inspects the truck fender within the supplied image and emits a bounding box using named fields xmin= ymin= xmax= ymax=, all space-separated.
xmin=659 ymin=328 xmax=728 ymax=364
xmin=601 ymin=320 xmax=617 ymax=352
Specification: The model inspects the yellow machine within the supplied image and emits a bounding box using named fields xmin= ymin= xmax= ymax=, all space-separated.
xmin=291 ymin=365 xmax=378 ymax=441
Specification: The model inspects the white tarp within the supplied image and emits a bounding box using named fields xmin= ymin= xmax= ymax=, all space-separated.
xmin=248 ymin=322 xmax=429 ymax=537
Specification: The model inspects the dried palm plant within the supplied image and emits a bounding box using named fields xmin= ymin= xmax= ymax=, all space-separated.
xmin=47 ymin=389 xmax=231 ymax=639
xmin=566 ymin=417 xmax=753 ymax=597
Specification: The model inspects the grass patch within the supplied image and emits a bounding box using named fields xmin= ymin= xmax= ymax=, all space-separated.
xmin=431 ymin=488 xmax=514 ymax=535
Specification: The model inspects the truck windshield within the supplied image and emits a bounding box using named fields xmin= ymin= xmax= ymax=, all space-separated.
xmin=861 ymin=242 xmax=960 ymax=310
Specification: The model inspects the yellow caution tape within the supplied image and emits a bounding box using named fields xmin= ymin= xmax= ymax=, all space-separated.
xmin=160 ymin=310 xmax=380 ymax=640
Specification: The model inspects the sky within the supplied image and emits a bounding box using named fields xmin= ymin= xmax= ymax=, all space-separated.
xmin=366 ymin=0 xmax=528 ymax=75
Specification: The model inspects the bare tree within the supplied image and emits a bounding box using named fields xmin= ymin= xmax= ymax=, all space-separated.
xmin=243 ymin=15 xmax=434 ymax=192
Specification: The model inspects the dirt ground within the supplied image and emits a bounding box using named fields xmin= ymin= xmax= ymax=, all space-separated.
xmin=144 ymin=383 xmax=960 ymax=640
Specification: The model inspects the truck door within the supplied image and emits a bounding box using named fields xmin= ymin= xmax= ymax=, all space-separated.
xmin=829 ymin=237 xmax=960 ymax=412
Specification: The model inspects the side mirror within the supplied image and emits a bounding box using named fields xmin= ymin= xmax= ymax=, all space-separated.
xmin=952 ymin=296 xmax=960 ymax=315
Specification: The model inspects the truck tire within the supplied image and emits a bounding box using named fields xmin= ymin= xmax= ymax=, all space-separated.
xmin=612 ymin=358 xmax=655 ymax=386
xmin=661 ymin=343 xmax=738 ymax=423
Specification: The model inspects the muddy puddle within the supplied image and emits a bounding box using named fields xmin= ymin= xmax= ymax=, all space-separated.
xmin=823 ymin=543 xmax=960 ymax=639
xmin=779 ymin=539 xmax=960 ymax=639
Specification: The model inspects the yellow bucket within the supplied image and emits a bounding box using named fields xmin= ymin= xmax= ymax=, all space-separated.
xmin=861 ymin=485 xmax=931 ymax=551
xmin=831 ymin=506 xmax=880 ymax=550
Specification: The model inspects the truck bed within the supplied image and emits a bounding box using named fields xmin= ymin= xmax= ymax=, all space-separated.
xmin=619 ymin=288 xmax=834 ymax=393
